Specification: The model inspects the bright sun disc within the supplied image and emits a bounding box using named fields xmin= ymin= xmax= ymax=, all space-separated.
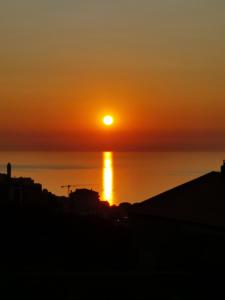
xmin=103 ymin=115 xmax=114 ymax=126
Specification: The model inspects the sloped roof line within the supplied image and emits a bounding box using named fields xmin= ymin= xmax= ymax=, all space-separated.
xmin=139 ymin=171 xmax=218 ymax=206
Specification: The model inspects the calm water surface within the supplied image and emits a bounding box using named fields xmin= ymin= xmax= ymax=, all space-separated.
xmin=0 ymin=151 xmax=224 ymax=204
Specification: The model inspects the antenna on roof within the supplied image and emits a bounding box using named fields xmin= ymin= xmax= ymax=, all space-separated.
xmin=221 ymin=161 xmax=225 ymax=175
xmin=7 ymin=163 xmax=11 ymax=179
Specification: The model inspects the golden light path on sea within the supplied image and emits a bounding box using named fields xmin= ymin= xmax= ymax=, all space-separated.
xmin=102 ymin=152 xmax=113 ymax=205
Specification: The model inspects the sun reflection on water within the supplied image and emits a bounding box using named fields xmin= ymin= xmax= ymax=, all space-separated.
xmin=102 ymin=152 xmax=113 ymax=205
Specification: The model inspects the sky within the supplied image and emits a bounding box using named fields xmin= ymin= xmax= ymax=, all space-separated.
xmin=0 ymin=0 xmax=225 ymax=150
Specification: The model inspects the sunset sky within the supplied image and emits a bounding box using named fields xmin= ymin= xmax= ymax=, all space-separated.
xmin=0 ymin=0 xmax=225 ymax=150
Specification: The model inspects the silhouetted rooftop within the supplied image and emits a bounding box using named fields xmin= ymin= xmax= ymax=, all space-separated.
xmin=133 ymin=171 xmax=225 ymax=227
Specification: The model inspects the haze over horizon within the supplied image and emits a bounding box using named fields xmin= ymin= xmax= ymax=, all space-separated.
xmin=1 ymin=0 xmax=225 ymax=150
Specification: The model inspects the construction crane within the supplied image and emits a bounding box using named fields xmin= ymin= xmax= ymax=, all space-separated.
xmin=61 ymin=184 xmax=95 ymax=196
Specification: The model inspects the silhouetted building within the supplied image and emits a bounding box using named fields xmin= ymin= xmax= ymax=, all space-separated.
xmin=0 ymin=163 xmax=42 ymax=207
xmin=65 ymin=188 xmax=109 ymax=215
xmin=67 ymin=188 xmax=99 ymax=214
xmin=131 ymin=161 xmax=225 ymax=270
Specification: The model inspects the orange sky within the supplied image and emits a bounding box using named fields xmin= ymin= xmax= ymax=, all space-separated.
xmin=0 ymin=0 xmax=225 ymax=150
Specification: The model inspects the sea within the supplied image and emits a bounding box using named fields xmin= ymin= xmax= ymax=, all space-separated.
xmin=0 ymin=151 xmax=224 ymax=205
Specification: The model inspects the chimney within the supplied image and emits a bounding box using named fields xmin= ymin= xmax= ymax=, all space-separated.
xmin=221 ymin=160 xmax=225 ymax=175
xmin=7 ymin=163 xmax=11 ymax=179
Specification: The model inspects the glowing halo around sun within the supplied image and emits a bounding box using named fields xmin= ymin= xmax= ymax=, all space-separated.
xmin=103 ymin=115 xmax=114 ymax=126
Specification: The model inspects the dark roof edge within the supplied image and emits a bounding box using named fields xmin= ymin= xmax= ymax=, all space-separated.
xmin=137 ymin=171 xmax=219 ymax=206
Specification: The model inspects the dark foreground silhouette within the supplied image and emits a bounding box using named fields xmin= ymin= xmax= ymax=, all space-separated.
xmin=1 ymin=162 xmax=225 ymax=298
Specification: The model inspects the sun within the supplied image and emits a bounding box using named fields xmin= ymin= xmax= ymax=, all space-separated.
xmin=103 ymin=115 xmax=114 ymax=126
